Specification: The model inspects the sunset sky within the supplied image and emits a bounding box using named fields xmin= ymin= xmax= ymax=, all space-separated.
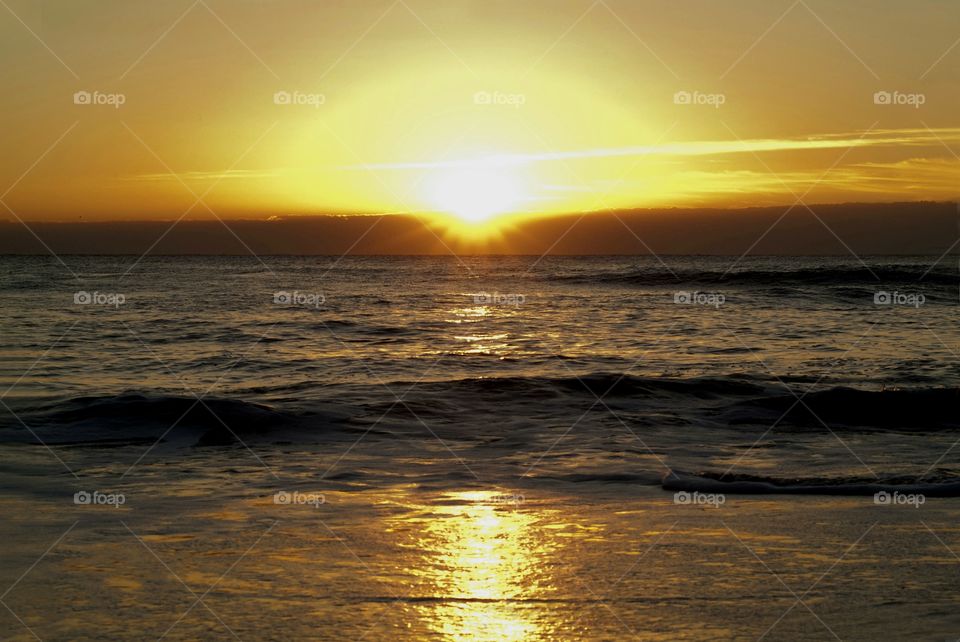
xmin=2 ymin=0 xmax=959 ymax=223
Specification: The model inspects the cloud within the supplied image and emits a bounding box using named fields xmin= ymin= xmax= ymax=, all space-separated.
xmin=340 ymin=128 xmax=960 ymax=171
xmin=127 ymin=169 xmax=281 ymax=182
xmin=634 ymin=157 xmax=960 ymax=206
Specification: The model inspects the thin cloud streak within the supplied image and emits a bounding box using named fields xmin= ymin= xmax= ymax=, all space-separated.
xmin=340 ymin=128 xmax=960 ymax=171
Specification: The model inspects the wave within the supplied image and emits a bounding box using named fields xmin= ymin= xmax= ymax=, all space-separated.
xmin=664 ymin=470 xmax=960 ymax=497
xmin=4 ymin=375 xmax=957 ymax=447
xmin=433 ymin=372 xmax=770 ymax=398
xmin=551 ymin=265 xmax=957 ymax=288
xmin=726 ymin=386 xmax=960 ymax=430
xmin=0 ymin=393 xmax=352 ymax=446
xmin=432 ymin=374 xmax=960 ymax=432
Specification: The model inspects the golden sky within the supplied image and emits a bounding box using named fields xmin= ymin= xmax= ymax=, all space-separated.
xmin=1 ymin=0 xmax=959 ymax=223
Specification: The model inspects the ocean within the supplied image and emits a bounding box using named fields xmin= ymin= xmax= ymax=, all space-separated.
xmin=1 ymin=255 xmax=959 ymax=640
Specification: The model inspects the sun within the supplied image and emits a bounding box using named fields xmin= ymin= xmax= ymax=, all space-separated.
xmin=425 ymin=165 xmax=526 ymax=223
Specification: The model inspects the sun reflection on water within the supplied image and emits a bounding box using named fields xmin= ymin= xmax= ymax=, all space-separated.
xmin=446 ymin=303 xmax=513 ymax=356
xmin=409 ymin=490 xmax=558 ymax=641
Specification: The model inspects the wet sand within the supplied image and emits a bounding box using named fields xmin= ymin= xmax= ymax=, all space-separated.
xmin=2 ymin=446 xmax=960 ymax=641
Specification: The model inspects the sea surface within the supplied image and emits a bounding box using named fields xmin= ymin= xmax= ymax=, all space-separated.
xmin=1 ymin=255 xmax=960 ymax=640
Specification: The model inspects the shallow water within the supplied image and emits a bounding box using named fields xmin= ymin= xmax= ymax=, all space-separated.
xmin=1 ymin=255 xmax=959 ymax=640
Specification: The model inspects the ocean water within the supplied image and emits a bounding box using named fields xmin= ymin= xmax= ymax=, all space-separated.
xmin=2 ymin=255 xmax=960 ymax=640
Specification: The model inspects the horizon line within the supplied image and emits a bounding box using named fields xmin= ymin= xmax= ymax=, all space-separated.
xmin=4 ymin=198 xmax=958 ymax=226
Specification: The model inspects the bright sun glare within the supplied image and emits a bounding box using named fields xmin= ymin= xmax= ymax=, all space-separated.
xmin=426 ymin=166 xmax=526 ymax=223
